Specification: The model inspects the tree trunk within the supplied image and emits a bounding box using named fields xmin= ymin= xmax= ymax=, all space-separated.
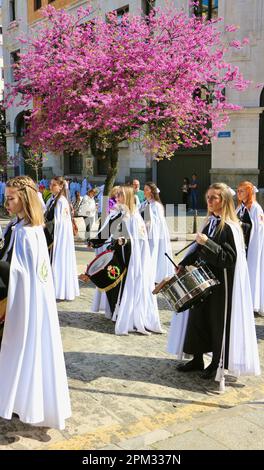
xmin=103 ymin=142 xmax=119 ymax=195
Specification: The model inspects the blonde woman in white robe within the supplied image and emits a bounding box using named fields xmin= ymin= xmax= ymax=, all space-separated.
xmin=236 ymin=181 xmax=264 ymax=315
xmin=45 ymin=176 xmax=79 ymax=300
xmin=140 ymin=182 xmax=174 ymax=284
xmin=0 ymin=176 xmax=71 ymax=429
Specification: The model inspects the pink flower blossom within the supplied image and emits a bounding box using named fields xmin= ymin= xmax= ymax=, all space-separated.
xmin=5 ymin=3 xmax=249 ymax=163
xmin=225 ymin=24 xmax=240 ymax=33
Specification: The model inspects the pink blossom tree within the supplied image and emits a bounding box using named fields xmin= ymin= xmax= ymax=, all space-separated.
xmin=7 ymin=3 xmax=249 ymax=194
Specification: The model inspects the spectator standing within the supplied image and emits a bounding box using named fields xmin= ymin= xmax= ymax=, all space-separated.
xmin=181 ymin=177 xmax=190 ymax=211
xmin=189 ymin=173 xmax=199 ymax=211
xmin=133 ymin=179 xmax=145 ymax=205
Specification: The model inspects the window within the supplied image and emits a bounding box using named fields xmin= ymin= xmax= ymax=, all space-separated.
xmin=106 ymin=5 xmax=129 ymax=26
xmin=194 ymin=0 xmax=218 ymax=20
xmin=142 ymin=0 xmax=155 ymax=16
xmin=34 ymin=0 xmax=42 ymax=11
xmin=115 ymin=5 xmax=129 ymax=21
xmin=9 ymin=0 xmax=16 ymax=22
xmin=69 ymin=151 xmax=83 ymax=175
xmin=96 ymin=156 xmax=108 ymax=176
xmin=10 ymin=49 xmax=20 ymax=82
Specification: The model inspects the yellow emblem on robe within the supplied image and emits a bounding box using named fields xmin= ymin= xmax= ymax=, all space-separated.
xmin=38 ymin=259 xmax=48 ymax=283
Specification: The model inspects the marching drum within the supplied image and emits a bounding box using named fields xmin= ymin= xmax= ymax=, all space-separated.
xmin=153 ymin=263 xmax=220 ymax=313
xmin=86 ymin=250 xmax=127 ymax=292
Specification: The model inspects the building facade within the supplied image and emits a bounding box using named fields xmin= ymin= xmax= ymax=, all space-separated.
xmin=2 ymin=1 xmax=264 ymax=203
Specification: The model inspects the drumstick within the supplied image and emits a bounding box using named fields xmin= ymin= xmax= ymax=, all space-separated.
xmin=165 ymin=252 xmax=178 ymax=270
xmin=174 ymin=240 xmax=196 ymax=257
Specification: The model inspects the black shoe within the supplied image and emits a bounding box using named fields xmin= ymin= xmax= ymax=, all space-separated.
xmin=200 ymin=365 xmax=217 ymax=380
xmin=177 ymin=359 xmax=204 ymax=372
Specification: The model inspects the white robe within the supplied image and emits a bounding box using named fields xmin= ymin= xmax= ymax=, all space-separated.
xmin=247 ymin=201 xmax=264 ymax=315
xmin=37 ymin=191 xmax=46 ymax=212
xmin=90 ymin=246 xmax=112 ymax=319
xmin=167 ymin=221 xmax=260 ymax=378
xmin=141 ymin=200 xmax=174 ymax=283
xmin=113 ymin=210 xmax=163 ymax=335
xmin=0 ymin=221 xmax=71 ymax=429
xmin=47 ymin=195 xmax=79 ymax=300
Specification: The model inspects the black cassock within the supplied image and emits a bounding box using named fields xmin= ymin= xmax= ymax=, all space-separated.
xmin=236 ymin=204 xmax=252 ymax=255
xmin=0 ymin=220 xmax=19 ymax=345
xmin=180 ymin=221 xmax=237 ymax=367
xmin=89 ymin=211 xmax=131 ymax=316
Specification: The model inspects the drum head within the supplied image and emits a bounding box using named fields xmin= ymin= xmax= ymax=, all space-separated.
xmin=87 ymin=251 xmax=114 ymax=276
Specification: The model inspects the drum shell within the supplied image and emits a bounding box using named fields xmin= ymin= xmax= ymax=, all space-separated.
xmin=87 ymin=250 xmax=127 ymax=292
xmin=156 ymin=265 xmax=219 ymax=312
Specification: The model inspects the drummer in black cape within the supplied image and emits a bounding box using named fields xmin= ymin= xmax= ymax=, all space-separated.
xmin=86 ymin=185 xmax=162 ymax=335
xmin=167 ymin=182 xmax=260 ymax=382
xmin=87 ymin=196 xmax=131 ymax=316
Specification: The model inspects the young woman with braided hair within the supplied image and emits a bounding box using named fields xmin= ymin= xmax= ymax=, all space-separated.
xmin=45 ymin=176 xmax=79 ymax=300
xmin=0 ymin=176 xmax=71 ymax=429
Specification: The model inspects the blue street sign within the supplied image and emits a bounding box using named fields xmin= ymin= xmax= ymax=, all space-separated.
xmin=218 ymin=131 xmax=231 ymax=138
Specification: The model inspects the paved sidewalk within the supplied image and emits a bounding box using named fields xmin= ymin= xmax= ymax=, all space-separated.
xmin=0 ymin=217 xmax=263 ymax=450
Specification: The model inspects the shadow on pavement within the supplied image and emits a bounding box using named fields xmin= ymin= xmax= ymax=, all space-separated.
xmin=255 ymin=324 xmax=264 ymax=341
xmin=0 ymin=415 xmax=51 ymax=446
xmin=64 ymin=350 xmax=241 ymax=400
xmin=59 ymin=311 xmax=116 ymax=335
xmin=68 ymin=384 xmax=233 ymax=410
xmin=58 ymin=305 xmax=174 ymax=333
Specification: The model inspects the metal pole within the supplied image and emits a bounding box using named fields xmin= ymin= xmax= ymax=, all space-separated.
xmin=193 ymin=209 xmax=198 ymax=234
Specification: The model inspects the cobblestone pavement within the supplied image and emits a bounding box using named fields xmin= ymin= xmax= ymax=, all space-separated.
xmin=0 ymin=224 xmax=263 ymax=450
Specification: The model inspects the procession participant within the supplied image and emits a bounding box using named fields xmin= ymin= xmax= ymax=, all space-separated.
xmin=140 ymin=182 xmax=174 ymax=283
xmin=0 ymin=176 xmax=71 ymax=429
xmin=236 ymin=186 xmax=252 ymax=254
xmin=80 ymin=188 xmax=97 ymax=241
xmin=45 ymin=176 xmax=79 ymax=301
xmin=87 ymin=187 xmax=119 ymax=317
xmin=168 ymin=182 xmax=260 ymax=382
xmin=88 ymin=204 xmax=130 ymax=317
xmin=37 ymin=188 xmax=46 ymax=212
xmin=89 ymin=186 xmax=163 ymax=335
xmin=236 ymin=181 xmax=264 ymax=315
xmin=107 ymin=186 xmax=120 ymax=214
